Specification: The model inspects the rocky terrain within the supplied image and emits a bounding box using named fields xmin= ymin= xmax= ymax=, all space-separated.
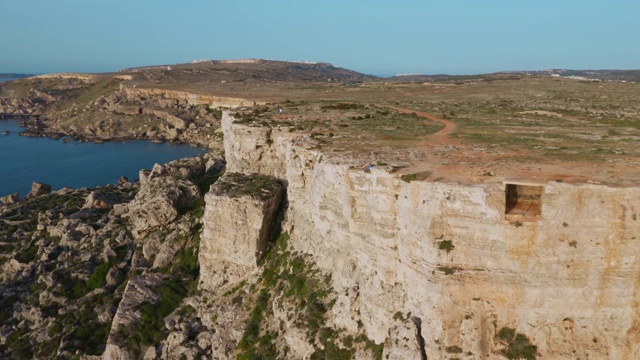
xmin=0 ymin=155 xmax=223 ymax=359
xmin=0 ymin=151 xmax=388 ymax=359
xmin=0 ymin=75 xmax=225 ymax=148
xmin=0 ymin=60 xmax=374 ymax=148
xmin=1 ymin=60 xmax=640 ymax=359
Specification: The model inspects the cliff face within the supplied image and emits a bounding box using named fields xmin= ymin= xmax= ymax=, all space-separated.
xmin=215 ymin=111 xmax=640 ymax=359
xmin=199 ymin=172 xmax=283 ymax=291
xmin=120 ymin=87 xmax=264 ymax=109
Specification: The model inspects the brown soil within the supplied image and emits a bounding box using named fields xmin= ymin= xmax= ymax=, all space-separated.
xmin=388 ymin=107 xmax=640 ymax=187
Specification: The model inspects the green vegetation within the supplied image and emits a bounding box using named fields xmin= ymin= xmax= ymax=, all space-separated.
xmin=56 ymin=270 xmax=91 ymax=299
xmin=438 ymin=266 xmax=455 ymax=275
xmin=205 ymin=105 xmax=223 ymax=119
xmin=72 ymin=78 xmax=124 ymax=107
xmin=214 ymin=172 xmax=281 ymax=200
xmin=118 ymin=231 xmax=200 ymax=356
xmin=15 ymin=244 xmax=38 ymax=263
xmin=497 ymin=327 xmax=537 ymax=360
xmin=4 ymin=327 xmax=33 ymax=359
xmin=401 ymin=171 xmax=432 ymax=183
xmin=236 ymin=233 xmax=382 ymax=359
xmin=437 ymin=237 xmax=455 ymax=253
xmin=0 ymin=184 xmax=138 ymax=358
xmin=321 ymin=102 xmax=365 ymax=110
xmin=87 ymin=262 xmax=111 ymax=290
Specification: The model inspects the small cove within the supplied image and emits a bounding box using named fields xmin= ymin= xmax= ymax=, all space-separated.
xmin=0 ymin=119 xmax=205 ymax=197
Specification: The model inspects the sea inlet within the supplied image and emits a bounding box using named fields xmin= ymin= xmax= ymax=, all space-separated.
xmin=0 ymin=119 xmax=205 ymax=197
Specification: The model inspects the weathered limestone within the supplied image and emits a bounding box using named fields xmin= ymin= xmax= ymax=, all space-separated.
xmin=199 ymin=172 xmax=283 ymax=291
xmin=128 ymin=157 xmax=204 ymax=238
xmin=120 ymin=87 xmax=265 ymax=109
xmin=28 ymin=182 xmax=52 ymax=197
xmin=104 ymin=273 xmax=164 ymax=360
xmin=383 ymin=317 xmax=428 ymax=360
xmin=84 ymin=190 xmax=121 ymax=209
xmin=221 ymin=111 xmax=293 ymax=179
xmin=218 ymin=111 xmax=640 ymax=359
xmin=1 ymin=192 xmax=19 ymax=205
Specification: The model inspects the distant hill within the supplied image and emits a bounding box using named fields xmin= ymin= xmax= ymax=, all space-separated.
xmin=527 ymin=69 xmax=640 ymax=83
xmin=386 ymin=72 xmax=524 ymax=83
xmin=388 ymin=69 xmax=640 ymax=83
xmin=120 ymin=59 xmax=377 ymax=84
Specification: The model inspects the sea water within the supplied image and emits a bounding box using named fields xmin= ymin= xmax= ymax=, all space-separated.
xmin=0 ymin=119 xmax=205 ymax=197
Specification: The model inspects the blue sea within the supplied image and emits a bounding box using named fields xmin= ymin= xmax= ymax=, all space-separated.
xmin=0 ymin=119 xmax=205 ymax=197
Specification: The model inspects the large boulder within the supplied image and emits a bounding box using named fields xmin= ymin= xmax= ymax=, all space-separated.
xmin=199 ymin=172 xmax=283 ymax=290
xmin=28 ymin=89 xmax=57 ymax=104
xmin=83 ymin=190 xmax=120 ymax=209
xmin=28 ymin=182 xmax=52 ymax=198
xmin=139 ymin=157 xmax=205 ymax=185
xmin=128 ymin=157 xmax=205 ymax=238
xmin=1 ymin=192 xmax=19 ymax=205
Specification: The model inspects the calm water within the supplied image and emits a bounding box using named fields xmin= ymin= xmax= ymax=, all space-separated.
xmin=0 ymin=119 xmax=205 ymax=197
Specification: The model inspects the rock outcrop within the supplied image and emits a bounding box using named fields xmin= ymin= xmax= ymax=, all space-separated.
xmin=120 ymin=87 xmax=264 ymax=109
xmin=0 ymin=97 xmax=46 ymax=119
xmin=28 ymin=182 xmax=52 ymax=198
xmin=84 ymin=190 xmax=125 ymax=209
xmin=215 ymin=110 xmax=640 ymax=359
xmin=128 ymin=157 xmax=204 ymax=238
xmin=0 ymin=192 xmax=19 ymax=205
xmin=199 ymin=172 xmax=283 ymax=291
xmin=1 ymin=75 xmax=228 ymax=148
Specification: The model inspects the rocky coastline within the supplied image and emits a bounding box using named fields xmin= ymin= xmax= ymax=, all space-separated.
xmin=0 ymin=80 xmax=226 ymax=149
xmin=0 ymin=155 xmax=226 ymax=358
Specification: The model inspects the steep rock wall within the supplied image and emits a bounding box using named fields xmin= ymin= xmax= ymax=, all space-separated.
xmin=121 ymin=87 xmax=265 ymax=109
xmin=199 ymin=173 xmax=283 ymax=291
xmin=217 ymin=112 xmax=640 ymax=359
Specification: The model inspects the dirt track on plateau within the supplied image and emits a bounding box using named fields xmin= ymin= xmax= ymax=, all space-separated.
xmin=384 ymin=106 xmax=638 ymax=186
xmin=389 ymin=106 xmax=463 ymax=153
xmin=390 ymin=106 xmax=456 ymax=138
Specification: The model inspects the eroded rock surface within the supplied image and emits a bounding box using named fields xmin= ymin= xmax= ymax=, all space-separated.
xmin=219 ymin=110 xmax=640 ymax=359
xmin=128 ymin=158 xmax=204 ymax=238
xmin=199 ymin=172 xmax=283 ymax=290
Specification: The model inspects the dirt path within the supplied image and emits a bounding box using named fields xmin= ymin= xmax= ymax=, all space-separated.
xmin=382 ymin=106 xmax=638 ymax=186
xmin=389 ymin=106 xmax=459 ymax=146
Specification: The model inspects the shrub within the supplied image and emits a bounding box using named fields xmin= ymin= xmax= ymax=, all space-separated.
xmin=438 ymin=239 xmax=455 ymax=253
xmin=400 ymin=171 xmax=432 ymax=183
xmin=498 ymin=327 xmax=537 ymax=360
xmin=87 ymin=262 xmax=111 ymax=290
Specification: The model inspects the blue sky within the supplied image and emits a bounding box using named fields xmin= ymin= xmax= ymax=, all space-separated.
xmin=1 ymin=0 xmax=639 ymax=75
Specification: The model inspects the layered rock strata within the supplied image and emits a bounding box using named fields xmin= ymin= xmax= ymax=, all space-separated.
xmin=212 ymin=111 xmax=640 ymax=359
xmin=120 ymin=87 xmax=264 ymax=109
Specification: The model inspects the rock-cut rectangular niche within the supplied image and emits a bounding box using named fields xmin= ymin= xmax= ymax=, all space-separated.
xmin=505 ymin=183 xmax=543 ymax=221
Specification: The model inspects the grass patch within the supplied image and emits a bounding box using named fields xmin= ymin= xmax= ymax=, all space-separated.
xmin=237 ymin=232 xmax=382 ymax=359
xmin=400 ymin=171 xmax=432 ymax=183
xmin=437 ymin=266 xmax=456 ymax=275
xmin=213 ymin=172 xmax=281 ymax=200
xmin=497 ymin=327 xmax=537 ymax=360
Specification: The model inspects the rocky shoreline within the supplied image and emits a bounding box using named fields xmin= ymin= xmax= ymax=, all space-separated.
xmin=0 ymin=79 xmax=227 ymax=149
xmin=0 ymin=155 xmax=228 ymax=358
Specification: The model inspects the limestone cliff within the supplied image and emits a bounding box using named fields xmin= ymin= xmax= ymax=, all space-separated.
xmin=199 ymin=172 xmax=283 ymax=290
xmin=209 ymin=111 xmax=640 ymax=359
